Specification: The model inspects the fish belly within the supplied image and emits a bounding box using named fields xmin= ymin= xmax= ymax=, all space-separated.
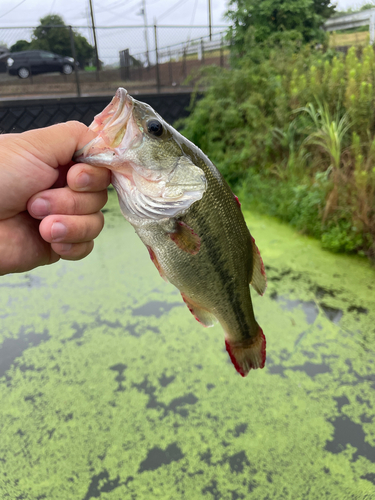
xmin=135 ymin=219 xmax=259 ymax=339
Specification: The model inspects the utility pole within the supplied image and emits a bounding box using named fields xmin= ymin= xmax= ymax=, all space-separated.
xmin=69 ymin=26 xmax=81 ymax=97
xmin=154 ymin=22 xmax=160 ymax=93
xmin=208 ymin=0 xmax=212 ymax=40
xmin=89 ymin=0 xmax=100 ymax=80
xmin=142 ymin=0 xmax=150 ymax=66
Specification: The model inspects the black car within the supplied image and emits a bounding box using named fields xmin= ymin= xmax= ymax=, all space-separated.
xmin=6 ymin=50 xmax=76 ymax=78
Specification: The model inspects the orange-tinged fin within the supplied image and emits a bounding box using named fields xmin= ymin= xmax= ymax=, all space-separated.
xmin=225 ymin=328 xmax=266 ymax=377
xmin=250 ymin=236 xmax=267 ymax=296
xmin=233 ymin=193 xmax=241 ymax=207
xmin=146 ymin=246 xmax=168 ymax=282
xmin=181 ymin=293 xmax=216 ymax=327
xmin=170 ymin=221 xmax=201 ymax=255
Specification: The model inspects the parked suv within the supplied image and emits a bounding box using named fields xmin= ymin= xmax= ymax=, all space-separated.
xmin=7 ymin=50 xmax=76 ymax=78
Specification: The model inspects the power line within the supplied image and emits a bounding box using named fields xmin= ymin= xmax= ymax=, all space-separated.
xmin=95 ymin=0 xmax=130 ymax=14
xmin=105 ymin=0 xmax=132 ymax=10
xmin=99 ymin=0 xmax=142 ymax=24
xmin=49 ymin=0 xmax=57 ymax=15
xmin=0 ymin=0 xmax=28 ymax=20
xmin=187 ymin=0 xmax=199 ymax=41
xmin=158 ymin=0 xmax=190 ymax=21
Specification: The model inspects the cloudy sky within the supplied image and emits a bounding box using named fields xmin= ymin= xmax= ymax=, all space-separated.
xmin=0 ymin=0 xmax=228 ymax=27
xmin=0 ymin=0 xmax=371 ymax=65
xmin=0 ymin=0 xmax=370 ymax=28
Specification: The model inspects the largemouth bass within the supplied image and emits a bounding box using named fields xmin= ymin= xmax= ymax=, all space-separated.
xmin=75 ymin=88 xmax=267 ymax=376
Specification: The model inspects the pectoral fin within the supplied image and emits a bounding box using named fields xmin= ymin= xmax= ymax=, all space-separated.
xmin=169 ymin=221 xmax=201 ymax=255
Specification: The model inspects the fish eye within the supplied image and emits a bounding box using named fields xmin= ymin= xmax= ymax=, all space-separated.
xmin=147 ymin=119 xmax=163 ymax=137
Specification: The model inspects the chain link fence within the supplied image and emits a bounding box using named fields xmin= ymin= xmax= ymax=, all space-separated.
xmin=0 ymin=25 xmax=230 ymax=99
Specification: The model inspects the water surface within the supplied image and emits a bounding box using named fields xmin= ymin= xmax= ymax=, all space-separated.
xmin=0 ymin=193 xmax=374 ymax=499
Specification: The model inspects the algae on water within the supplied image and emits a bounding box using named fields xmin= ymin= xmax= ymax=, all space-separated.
xmin=0 ymin=193 xmax=374 ymax=499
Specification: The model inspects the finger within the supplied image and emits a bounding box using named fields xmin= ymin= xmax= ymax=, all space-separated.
xmin=52 ymin=163 xmax=71 ymax=189
xmin=67 ymin=163 xmax=111 ymax=192
xmin=0 ymin=213 xmax=59 ymax=276
xmin=39 ymin=212 xmax=105 ymax=244
xmin=51 ymin=241 xmax=94 ymax=261
xmin=28 ymin=187 xmax=108 ymax=220
xmin=19 ymin=121 xmax=97 ymax=168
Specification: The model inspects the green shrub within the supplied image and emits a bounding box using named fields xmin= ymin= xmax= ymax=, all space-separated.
xmin=181 ymin=43 xmax=375 ymax=259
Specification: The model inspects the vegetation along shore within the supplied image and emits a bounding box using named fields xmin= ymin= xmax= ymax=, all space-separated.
xmin=180 ymin=0 xmax=375 ymax=261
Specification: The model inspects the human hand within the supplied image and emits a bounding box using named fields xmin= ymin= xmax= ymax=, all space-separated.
xmin=0 ymin=121 xmax=110 ymax=276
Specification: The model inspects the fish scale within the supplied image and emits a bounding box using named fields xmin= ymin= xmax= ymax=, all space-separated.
xmin=75 ymin=87 xmax=267 ymax=377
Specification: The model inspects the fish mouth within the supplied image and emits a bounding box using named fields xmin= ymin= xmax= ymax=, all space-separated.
xmin=74 ymin=87 xmax=207 ymax=222
xmin=74 ymin=87 xmax=135 ymax=165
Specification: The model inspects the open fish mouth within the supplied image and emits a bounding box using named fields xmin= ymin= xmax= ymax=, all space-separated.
xmin=89 ymin=87 xmax=133 ymax=136
xmin=74 ymin=87 xmax=207 ymax=221
xmin=74 ymin=87 xmax=135 ymax=166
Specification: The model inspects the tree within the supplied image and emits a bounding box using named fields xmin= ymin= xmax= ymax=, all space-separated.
xmin=32 ymin=15 xmax=71 ymax=54
xmin=361 ymin=2 xmax=375 ymax=10
xmin=226 ymin=0 xmax=336 ymax=54
xmin=10 ymin=15 xmax=95 ymax=68
xmin=10 ymin=40 xmax=31 ymax=52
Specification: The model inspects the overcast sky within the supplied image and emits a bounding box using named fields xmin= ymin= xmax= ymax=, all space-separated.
xmin=0 ymin=0 xmax=228 ymax=27
xmin=0 ymin=0 xmax=371 ymax=65
xmin=0 ymin=0 xmax=370 ymax=28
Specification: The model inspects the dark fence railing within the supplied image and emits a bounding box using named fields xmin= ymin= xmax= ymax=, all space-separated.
xmin=0 ymin=25 xmax=229 ymax=100
xmin=0 ymin=92 xmax=193 ymax=133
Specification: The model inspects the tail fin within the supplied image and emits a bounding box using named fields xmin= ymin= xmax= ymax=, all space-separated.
xmin=225 ymin=327 xmax=266 ymax=377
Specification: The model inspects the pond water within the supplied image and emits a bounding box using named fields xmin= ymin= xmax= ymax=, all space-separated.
xmin=0 ymin=191 xmax=375 ymax=499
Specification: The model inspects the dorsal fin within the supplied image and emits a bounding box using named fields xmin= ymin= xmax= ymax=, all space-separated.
xmin=250 ymin=237 xmax=267 ymax=296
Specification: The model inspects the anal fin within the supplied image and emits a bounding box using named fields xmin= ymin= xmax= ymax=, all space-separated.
xmin=181 ymin=293 xmax=216 ymax=327
xmin=250 ymin=236 xmax=267 ymax=296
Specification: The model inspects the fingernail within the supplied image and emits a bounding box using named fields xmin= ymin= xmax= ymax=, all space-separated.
xmin=30 ymin=198 xmax=50 ymax=217
xmin=51 ymin=222 xmax=67 ymax=242
xmin=75 ymin=172 xmax=90 ymax=188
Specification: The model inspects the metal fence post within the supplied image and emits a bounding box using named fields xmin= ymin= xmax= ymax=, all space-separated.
xmin=182 ymin=44 xmax=187 ymax=78
xmin=201 ymin=38 xmax=205 ymax=64
xmin=89 ymin=0 xmax=100 ymax=81
xmin=69 ymin=26 xmax=81 ymax=97
xmin=154 ymin=24 xmax=161 ymax=93
xmin=370 ymin=12 xmax=375 ymax=44
xmin=168 ymin=49 xmax=173 ymax=86
xmin=29 ymin=62 xmax=34 ymax=84
xmin=119 ymin=49 xmax=130 ymax=81
xmin=220 ymin=34 xmax=224 ymax=67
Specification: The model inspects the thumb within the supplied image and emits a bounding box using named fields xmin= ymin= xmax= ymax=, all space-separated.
xmin=0 ymin=121 xmax=97 ymax=220
xmin=19 ymin=121 xmax=97 ymax=168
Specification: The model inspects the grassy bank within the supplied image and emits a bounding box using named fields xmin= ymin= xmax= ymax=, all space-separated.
xmin=180 ymin=42 xmax=375 ymax=260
